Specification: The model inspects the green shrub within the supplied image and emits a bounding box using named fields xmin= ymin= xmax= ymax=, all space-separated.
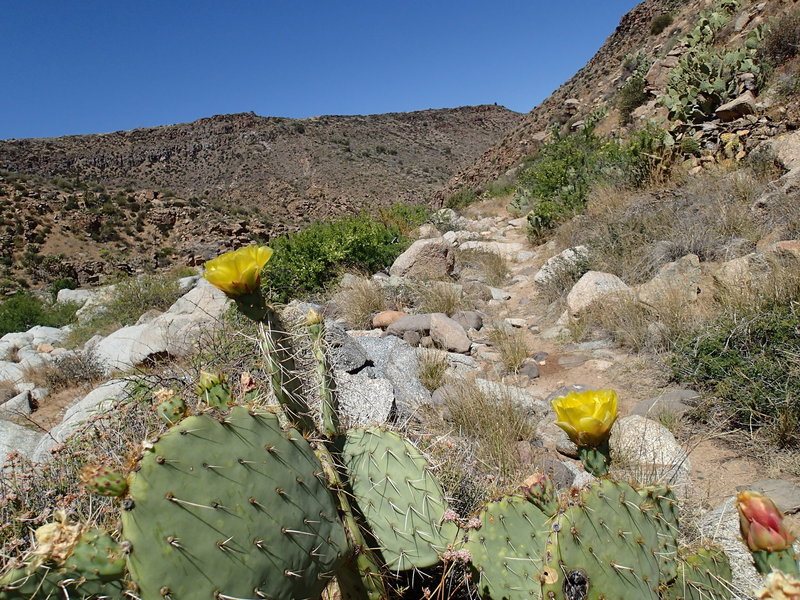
xmin=48 ymin=277 xmax=77 ymax=300
xmin=671 ymin=304 xmax=800 ymax=447
xmin=0 ymin=292 xmax=78 ymax=336
xmin=650 ymin=13 xmax=674 ymax=35
xmin=617 ymin=69 xmax=650 ymax=124
xmin=445 ymin=188 xmax=478 ymax=209
xmin=263 ymin=216 xmax=407 ymax=303
xmin=377 ymin=203 xmax=429 ymax=235
xmin=759 ymin=9 xmax=800 ymax=66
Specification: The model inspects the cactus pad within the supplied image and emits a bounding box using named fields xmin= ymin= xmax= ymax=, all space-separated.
xmin=80 ymin=465 xmax=129 ymax=497
xmin=121 ymin=406 xmax=348 ymax=600
xmin=540 ymin=479 xmax=663 ymax=600
xmin=343 ymin=427 xmax=457 ymax=571
xmin=0 ymin=528 xmax=126 ymax=600
xmin=639 ymin=484 xmax=680 ymax=584
xmin=465 ymin=495 xmax=551 ymax=599
xmin=664 ymin=547 xmax=732 ymax=600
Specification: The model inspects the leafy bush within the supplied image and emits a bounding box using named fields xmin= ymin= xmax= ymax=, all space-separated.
xmin=376 ymin=203 xmax=429 ymax=236
xmin=617 ymin=60 xmax=651 ymax=124
xmin=445 ymin=188 xmax=478 ymax=209
xmin=0 ymin=292 xmax=78 ymax=336
xmin=519 ymin=122 xmax=671 ymax=240
xmin=650 ymin=13 xmax=674 ymax=35
xmin=759 ymin=9 xmax=800 ymax=66
xmin=671 ymin=304 xmax=800 ymax=446
xmin=263 ymin=216 xmax=407 ymax=303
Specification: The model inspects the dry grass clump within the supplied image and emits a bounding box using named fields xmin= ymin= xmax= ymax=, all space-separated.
xmin=453 ymin=248 xmax=509 ymax=287
xmin=417 ymin=348 xmax=449 ymax=392
xmin=414 ymin=281 xmax=471 ymax=316
xmin=336 ymin=275 xmax=386 ymax=329
xmin=22 ymin=350 xmax=104 ymax=392
xmin=487 ymin=327 xmax=529 ymax=373
xmin=414 ymin=378 xmax=539 ymax=512
xmin=556 ymin=168 xmax=770 ymax=285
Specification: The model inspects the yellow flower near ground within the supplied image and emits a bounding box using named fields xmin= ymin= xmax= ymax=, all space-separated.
xmin=203 ymin=246 xmax=273 ymax=298
xmin=551 ymin=389 xmax=618 ymax=448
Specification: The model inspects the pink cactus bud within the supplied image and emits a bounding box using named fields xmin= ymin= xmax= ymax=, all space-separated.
xmin=737 ymin=490 xmax=796 ymax=552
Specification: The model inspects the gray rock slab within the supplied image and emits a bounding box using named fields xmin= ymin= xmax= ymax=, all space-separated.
xmin=0 ymin=362 xmax=25 ymax=383
xmin=0 ymin=391 xmax=33 ymax=419
xmin=56 ymin=288 xmax=94 ymax=306
xmin=28 ymin=326 xmax=68 ymax=346
xmin=429 ymin=313 xmax=471 ymax=354
xmin=386 ymin=314 xmax=432 ymax=337
xmin=354 ymin=336 xmax=432 ymax=421
xmin=451 ymin=310 xmax=483 ymax=332
xmin=334 ymin=370 xmax=394 ymax=427
xmin=0 ymin=420 xmax=45 ymax=467
xmin=325 ymin=323 xmax=368 ymax=372
xmin=475 ymin=378 xmax=548 ymax=420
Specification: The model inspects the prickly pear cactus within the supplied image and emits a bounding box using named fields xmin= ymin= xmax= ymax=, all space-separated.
xmin=0 ymin=529 xmax=126 ymax=600
xmin=342 ymin=427 xmax=457 ymax=571
xmin=540 ymin=479 xmax=663 ymax=600
xmin=639 ymin=484 xmax=680 ymax=583
xmin=663 ymin=547 xmax=732 ymax=600
xmin=154 ymin=388 xmax=187 ymax=426
xmin=465 ymin=495 xmax=551 ymax=600
xmin=121 ymin=405 xmax=348 ymax=600
xmin=80 ymin=464 xmax=128 ymax=497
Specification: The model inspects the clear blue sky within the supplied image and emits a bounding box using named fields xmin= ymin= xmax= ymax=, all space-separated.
xmin=2 ymin=1 xmax=640 ymax=140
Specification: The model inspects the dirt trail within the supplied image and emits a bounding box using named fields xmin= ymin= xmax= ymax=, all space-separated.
xmin=464 ymin=199 xmax=768 ymax=510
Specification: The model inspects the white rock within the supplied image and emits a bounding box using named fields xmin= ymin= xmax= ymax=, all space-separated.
xmin=0 ymin=421 xmax=44 ymax=467
xmin=32 ymin=380 xmax=128 ymax=462
xmin=56 ymin=288 xmax=94 ymax=306
xmin=334 ymin=370 xmax=395 ymax=427
xmin=534 ymin=246 xmax=590 ymax=285
xmin=177 ymin=275 xmax=200 ymax=293
xmin=0 ymin=362 xmax=25 ymax=383
xmin=489 ymin=287 xmax=512 ymax=300
xmin=610 ymin=415 xmax=691 ymax=494
xmin=28 ymin=325 xmax=68 ymax=346
xmin=389 ymin=238 xmax=454 ymax=280
xmin=566 ymin=271 xmax=632 ymax=316
xmin=459 ymin=241 xmax=524 ymax=255
xmin=0 ymin=391 xmax=33 ymax=418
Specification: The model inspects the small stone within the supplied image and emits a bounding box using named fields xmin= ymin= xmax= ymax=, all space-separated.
xmin=518 ymin=361 xmax=540 ymax=379
xmin=36 ymin=343 xmax=55 ymax=353
xmin=505 ymin=318 xmax=527 ymax=328
xmin=372 ymin=310 xmax=407 ymax=328
xmin=557 ymin=354 xmax=589 ymax=368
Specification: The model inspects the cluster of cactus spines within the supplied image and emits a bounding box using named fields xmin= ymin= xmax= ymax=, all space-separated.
xmin=464 ymin=494 xmax=551 ymax=599
xmin=79 ymin=464 xmax=129 ymax=498
xmin=638 ymin=485 xmax=680 ymax=583
xmin=0 ymin=528 xmax=127 ymax=600
xmin=306 ymin=310 xmax=341 ymax=438
xmin=121 ymin=405 xmax=348 ymax=600
xmin=663 ymin=547 xmax=733 ymax=600
xmin=342 ymin=427 xmax=458 ymax=572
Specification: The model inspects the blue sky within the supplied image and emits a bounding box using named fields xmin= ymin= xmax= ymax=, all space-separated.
xmin=1 ymin=1 xmax=640 ymax=140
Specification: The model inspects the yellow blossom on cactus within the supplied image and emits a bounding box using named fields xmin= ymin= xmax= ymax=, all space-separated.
xmin=551 ymin=388 xmax=618 ymax=448
xmin=737 ymin=490 xmax=796 ymax=552
xmin=305 ymin=309 xmax=323 ymax=326
xmin=203 ymin=245 xmax=273 ymax=298
xmin=757 ymin=570 xmax=800 ymax=600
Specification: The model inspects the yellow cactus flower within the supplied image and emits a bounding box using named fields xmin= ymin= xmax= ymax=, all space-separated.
xmin=203 ymin=245 xmax=273 ymax=298
xmin=551 ymin=389 xmax=618 ymax=448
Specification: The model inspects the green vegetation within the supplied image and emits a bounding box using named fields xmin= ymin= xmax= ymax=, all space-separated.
xmin=444 ymin=188 xmax=478 ymax=209
xmin=0 ymin=292 xmax=78 ymax=336
xmin=650 ymin=13 xmax=674 ymax=35
xmin=617 ymin=59 xmax=651 ymax=124
xmin=263 ymin=214 xmax=409 ymax=303
xmin=662 ymin=1 xmax=764 ymax=122
xmin=672 ymin=303 xmax=800 ymax=447
xmin=515 ymin=119 xmax=671 ymax=240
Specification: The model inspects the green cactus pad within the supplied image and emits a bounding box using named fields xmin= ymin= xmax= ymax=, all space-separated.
xmin=638 ymin=485 xmax=680 ymax=584
xmin=80 ymin=465 xmax=129 ymax=497
xmin=121 ymin=406 xmax=348 ymax=600
xmin=540 ymin=479 xmax=663 ymax=600
xmin=664 ymin=547 xmax=732 ymax=600
xmin=0 ymin=528 xmax=126 ymax=600
xmin=343 ymin=427 xmax=458 ymax=571
xmin=155 ymin=394 xmax=187 ymax=425
xmin=465 ymin=495 xmax=551 ymax=600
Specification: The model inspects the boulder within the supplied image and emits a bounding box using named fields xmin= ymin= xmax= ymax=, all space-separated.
xmin=389 ymin=238 xmax=454 ymax=280
xmin=636 ymin=254 xmax=701 ymax=307
xmin=610 ymin=415 xmax=691 ymax=494
xmin=28 ymin=326 xmax=67 ymax=346
xmin=0 ymin=390 xmax=34 ymax=418
xmin=32 ymin=380 xmax=128 ymax=462
xmin=325 ymin=323 xmax=368 ymax=372
xmin=0 ymin=362 xmax=24 ymax=383
xmin=386 ymin=314 xmax=432 ymax=337
xmin=92 ymin=282 xmax=229 ymax=374
xmin=429 ymin=314 xmax=471 ymax=354
xmin=474 ymin=379 xmax=548 ymax=421
xmin=451 ymin=311 xmax=483 ymax=331
xmin=334 ymin=370 xmax=395 ymax=427
xmin=715 ymin=90 xmax=757 ymax=121
xmin=566 ymin=271 xmax=632 ymax=316
xmin=354 ymin=336 xmax=432 ymax=421
xmin=632 ymin=389 xmax=699 ymax=421
xmin=712 ymin=251 xmax=774 ymax=292
xmin=56 ymin=288 xmax=94 ymax=306
xmin=534 ymin=246 xmax=590 ymax=286
xmin=0 ymin=421 xmax=44 ymax=467
xmin=458 ymin=241 xmax=524 ymax=256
